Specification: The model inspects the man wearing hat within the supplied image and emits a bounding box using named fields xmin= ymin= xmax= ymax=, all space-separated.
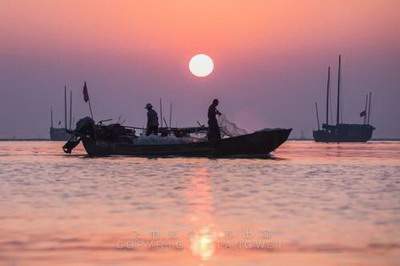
xmin=145 ymin=103 xmax=159 ymax=136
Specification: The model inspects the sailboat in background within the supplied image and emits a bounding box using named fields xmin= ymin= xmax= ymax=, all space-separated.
xmin=50 ymin=86 xmax=73 ymax=141
xmin=313 ymin=55 xmax=375 ymax=142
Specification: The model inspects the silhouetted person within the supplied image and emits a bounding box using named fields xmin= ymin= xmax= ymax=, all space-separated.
xmin=207 ymin=99 xmax=222 ymax=142
xmin=145 ymin=103 xmax=159 ymax=136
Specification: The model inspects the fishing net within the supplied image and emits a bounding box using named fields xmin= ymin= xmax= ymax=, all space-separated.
xmin=134 ymin=134 xmax=201 ymax=145
xmin=217 ymin=114 xmax=248 ymax=137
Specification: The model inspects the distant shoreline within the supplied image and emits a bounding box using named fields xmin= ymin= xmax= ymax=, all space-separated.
xmin=290 ymin=138 xmax=400 ymax=141
xmin=0 ymin=139 xmax=49 ymax=141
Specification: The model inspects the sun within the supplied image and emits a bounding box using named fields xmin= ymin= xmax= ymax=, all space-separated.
xmin=189 ymin=54 xmax=214 ymax=77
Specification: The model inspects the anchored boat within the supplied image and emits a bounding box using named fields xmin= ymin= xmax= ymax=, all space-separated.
xmin=63 ymin=117 xmax=291 ymax=157
xmin=313 ymin=55 xmax=375 ymax=142
xmin=50 ymin=86 xmax=73 ymax=141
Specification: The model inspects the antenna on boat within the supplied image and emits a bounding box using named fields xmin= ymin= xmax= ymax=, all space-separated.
xmin=64 ymin=85 xmax=67 ymax=129
xmin=336 ymin=55 xmax=341 ymax=126
xmin=169 ymin=103 xmax=172 ymax=128
xmin=367 ymin=92 xmax=372 ymax=125
xmin=50 ymin=106 xmax=53 ymax=128
xmin=315 ymin=102 xmax=320 ymax=130
xmin=69 ymin=90 xmax=72 ymax=130
xmin=326 ymin=66 xmax=331 ymax=126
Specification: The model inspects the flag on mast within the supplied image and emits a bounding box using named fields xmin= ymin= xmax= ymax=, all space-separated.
xmin=83 ymin=82 xmax=89 ymax=103
xmin=82 ymin=81 xmax=94 ymax=119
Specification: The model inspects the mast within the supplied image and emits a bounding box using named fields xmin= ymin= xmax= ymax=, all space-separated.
xmin=50 ymin=106 xmax=53 ymax=128
xmin=69 ymin=90 xmax=72 ymax=130
xmin=315 ymin=102 xmax=320 ymax=130
xmin=336 ymin=55 xmax=341 ymax=125
xmin=64 ymin=85 xmax=67 ymax=129
xmin=159 ymin=98 xmax=163 ymax=127
xmin=169 ymin=103 xmax=172 ymax=128
xmin=367 ymin=92 xmax=372 ymax=124
xmin=363 ymin=93 xmax=368 ymax=124
xmin=326 ymin=66 xmax=331 ymax=125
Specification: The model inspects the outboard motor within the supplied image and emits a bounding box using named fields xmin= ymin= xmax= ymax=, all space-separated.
xmin=63 ymin=117 xmax=95 ymax=154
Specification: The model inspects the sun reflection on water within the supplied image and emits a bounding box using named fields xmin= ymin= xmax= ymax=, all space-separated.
xmin=186 ymin=168 xmax=218 ymax=261
xmin=190 ymin=227 xmax=216 ymax=261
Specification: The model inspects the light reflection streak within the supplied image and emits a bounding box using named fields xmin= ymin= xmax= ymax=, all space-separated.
xmin=185 ymin=167 xmax=217 ymax=261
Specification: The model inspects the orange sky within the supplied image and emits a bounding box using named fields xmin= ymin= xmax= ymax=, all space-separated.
xmin=2 ymin=0 xmax=399 ymax=59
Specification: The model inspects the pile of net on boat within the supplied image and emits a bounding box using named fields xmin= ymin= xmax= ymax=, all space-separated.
xmin=217 ymin=114 xmax=248 ymax=137
xmin=133 ymin=134 xmax=202 ymax=145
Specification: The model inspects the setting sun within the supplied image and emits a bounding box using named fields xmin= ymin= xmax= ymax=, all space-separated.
xmin=189 ymin=54 xmax=214 ymax=77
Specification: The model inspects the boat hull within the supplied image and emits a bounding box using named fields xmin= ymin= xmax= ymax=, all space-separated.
xmin=80 ymin=129 xmax=292 ymax=157
xmin=313 ymin=124 xmax=374 ymax=143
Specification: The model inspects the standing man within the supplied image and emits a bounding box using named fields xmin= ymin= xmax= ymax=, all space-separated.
xmin=145 ymin=103 xmax=159 ymax=136
xmin=207 ymin=98 xmax=222 ymax=142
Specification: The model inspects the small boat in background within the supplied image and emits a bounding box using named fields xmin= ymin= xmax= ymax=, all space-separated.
xmin=313 ymin=55 xmax=375 ymax=142
xmin=63 ymin=117 xmax=291 ymax=157
xmin=50 ymin=86 xmax=73 ymax=141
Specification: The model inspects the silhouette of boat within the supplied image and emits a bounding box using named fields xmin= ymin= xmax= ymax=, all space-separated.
xmin=313 ymin=55 xmax=375 ymax=142
xmin=50 ymin=127 xmax=70 ymax=141
xmin=63 ymin=117 xmax=291 ymax=157
xmin=50 ymin=86 xmax=73 ymax=141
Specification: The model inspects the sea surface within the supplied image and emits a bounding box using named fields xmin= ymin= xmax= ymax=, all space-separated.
xmin=0 ymin=141 xmax=399 ymax=266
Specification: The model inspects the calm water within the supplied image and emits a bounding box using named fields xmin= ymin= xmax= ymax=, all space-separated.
xmin=0 ymin=141 xmax=399 ymax=266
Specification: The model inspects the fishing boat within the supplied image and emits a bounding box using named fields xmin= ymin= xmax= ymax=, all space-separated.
xmin=313 ymin=55 xmax=375 ymax=142
xmin=63 ymin=117 xmax=291 ymax=157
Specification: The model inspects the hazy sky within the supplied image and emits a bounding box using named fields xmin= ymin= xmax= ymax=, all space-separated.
xmin=1 ymin=0 xmax=399 ymax=138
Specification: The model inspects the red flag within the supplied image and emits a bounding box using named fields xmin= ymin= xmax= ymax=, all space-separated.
xmin=83 ymin=82 xmax=89 ymax=102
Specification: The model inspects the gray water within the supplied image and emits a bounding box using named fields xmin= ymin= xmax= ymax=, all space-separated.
xmin=0 ymin=141 xmax=399 ymax=265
